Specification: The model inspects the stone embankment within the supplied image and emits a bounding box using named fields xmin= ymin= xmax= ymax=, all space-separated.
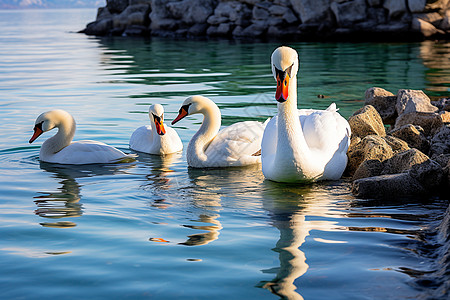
xmin=347 ymin=87 xmax=450 ymax=198
xmin=82 ymin=0 xmax=450 ymax=40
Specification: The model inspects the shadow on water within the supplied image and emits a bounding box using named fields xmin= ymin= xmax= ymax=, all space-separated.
xmin=35 ymin=161 xmax=135 ymax=228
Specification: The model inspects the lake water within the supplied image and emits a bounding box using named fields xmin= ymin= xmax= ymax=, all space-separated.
xmin=0 ymin=8 xmax=449 ymax=300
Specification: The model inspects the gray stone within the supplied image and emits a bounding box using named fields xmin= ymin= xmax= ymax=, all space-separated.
xmin=289 ymin=0 xmax=332 ymax=24
xmin=352 ymin=173 xmax=425 ymax=198
xmin=382 ymin=148 xmax=429 ymax=175
xmin=431 ymin=98 xmax=450 ymax=111
xmin=394 ymin=111 xmax=444 ymax=136
xmin=346 ymin=135 xmax=394 ymax=176
xmin=331 ymin=0 xmax=367 ymax=26
xmin=167 ymin=0 xmax=216 ymax=25
xmin=365 ymin=87 xmax=397 ymax=125
xmin=396 ymin=89 xmax=438 ymax=116
xmin=382 ymin=135 xmax=410 ymax=153
xmin=107 ymin=0 xmax=129 ymax=14
xmin=283 ymin=9 xmax=298 ymax=24
xmin=408 ymin=0 xmax=426 ymax=13
xmin=352 ymin=159 xmax=384 ymax=180
xmin=84 ymin=19 xmax=113 ymax=35
xmin=269 ymin=5 xmax=290 ymax=16
xmin=391 ymin=124 xmax=429 ymax=153
xmin=430 ymin=124 xmax=450 ymax=158
xmin=348 ymin=105 xmax=386 ymax=138
xmin=440 ymin=10 xmax=450 ymax=30
xmin=207 ymin=15 xmax=228 ymax=25
xmin=188 ymin=23 xmax=208 ymax=35
xmin=216 ymin=23 xmax=232 ymax=35
xmin=383 ymin=0 xmax=407 ymax=18
xmin=367 ymin=0 xmax=381 ymax=7
xmin=253 ymin=6 xmax=270 ymax=20
xmin=409 ymin=158 xmax=445 ymax=190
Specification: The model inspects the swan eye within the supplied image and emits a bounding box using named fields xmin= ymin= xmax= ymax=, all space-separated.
xmin=180 ymin=103 xmax=191 ymax=114
xmin=34 ymin=121 xmax=44 ymax=131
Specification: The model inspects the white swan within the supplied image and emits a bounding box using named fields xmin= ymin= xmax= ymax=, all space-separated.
xmin=29 ymin=109 xmax=135 ymax=165
xmin=261 ymin=46 xmax=351 ymax=182
xmin=129 ymin=104 xmax=182 ymax=155
xmin=171 ymin=95 xmax=266 ymax=168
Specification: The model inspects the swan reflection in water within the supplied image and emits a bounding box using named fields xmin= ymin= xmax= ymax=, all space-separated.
xmin=258 ymin=182 xmax=347 ymax=300
xmin=35 ymin=161 xmax=135 ymax=228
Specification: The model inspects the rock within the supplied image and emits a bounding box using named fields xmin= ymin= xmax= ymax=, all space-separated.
xmin=364 ymin=87 xmax=397 ymax=125
xmin=441 ymin=111 xmax=450 ymax=123
xmin=440 ymin=10 xmax=450 ymax=31
xmin=352 ymin=173 xmax=425 ymax=198
xmin=348 ymin=105 xmax=386 ymax=138
xmin=390 ymin=124 xmax=429 ymax=153
xmin=289 ymin=0 xmax=332 ymax=24
xmin=367 ymin=0 xmax=381 ymax=7
xmin=409 ymin=158 xmax=445 ymax=190
xmin=430 ymin=124 xmax=450 ymax=158
xmin=107 ymin=0 xmax=129 ymax=14
xmin=346 ymin=135 xmax=394 ymax=176
xmin=352 ymin=159 xmax=384 ymax=180
xmin=431 ymin=98 xmax=450 ymax=111
xmin=331 ymin=0 xmax=367 ymax=27
xmin=253 ymin=6 xmax=270 ymax=20
xmin=382 ymin=135 xmax=410 ymax=153
xmin=408 ymin=0 xmax=426 ymax=13
xmin=394 ymin=111 xmax=443 ymax=136
xmin=396 ymin=89 xmax=438 ymax=116
xmin=412 ymin=17 xmax=442 ymax=37
xmin=188 ymin=23 xmax=209 ymax=36
xmin=167 ymin=0 xmax=216 ymax=25
xmin=383 ymin=0 xmax=408 ymax=18
xmin=84 ymin=19 xmax=113 ymax=35
xmin=150 ymin=0 xmax=178 ymax=31
xmin=382 ymin=148 xmax=429 ymax=175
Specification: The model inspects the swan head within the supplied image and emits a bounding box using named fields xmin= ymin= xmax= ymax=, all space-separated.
xmin=271 ymin=46 xmax=299 ymax=103
xmin=29 ymin=109 xmax=73 ymax=143
xmin=149 ymin=104 xmax=166 ymax=135
xmin=171 ymin=95 xmax=213 ymax=125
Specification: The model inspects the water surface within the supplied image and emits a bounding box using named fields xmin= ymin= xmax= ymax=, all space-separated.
xmin=0 ymin=9 xmax=449 ymax=299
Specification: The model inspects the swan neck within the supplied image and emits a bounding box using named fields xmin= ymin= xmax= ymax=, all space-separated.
xmin=42 ymin=115 xmax=75 ymax=154
xmin=187 ymin=103 xmax=221 ymax=165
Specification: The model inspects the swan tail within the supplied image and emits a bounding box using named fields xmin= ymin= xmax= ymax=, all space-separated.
xmin=326 ymin=103 xmax=338 ymax=112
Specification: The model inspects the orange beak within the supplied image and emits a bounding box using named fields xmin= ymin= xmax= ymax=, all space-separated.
xmin=29 ymin=126 xmax=43 ymax=143
xmin=171 ymin=107 xmax=188 ymax=125
xmin=154 ymin=119 xmax=166 ymax=136
xmin=275 ymin=72 xmax=290 ymax=103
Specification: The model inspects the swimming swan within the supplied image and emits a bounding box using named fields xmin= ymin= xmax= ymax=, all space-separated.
xmin=261 ymin=46 xmax=351 ymax=182
xmin=29 ymin=109 xmax=134 ymax=165
xmin=129 ymin=104 xmax=182 ymax=155
xmin=172 ymin=95 xmax=266 ymax=168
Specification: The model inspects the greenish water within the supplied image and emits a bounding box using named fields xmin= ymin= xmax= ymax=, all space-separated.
xmin=0 ymin=8 xmax=449 ymax=300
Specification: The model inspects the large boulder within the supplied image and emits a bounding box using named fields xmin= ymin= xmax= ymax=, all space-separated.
xmin=394 ymin=111 xmax=444 ymax=136
xmin=331 ymin=0 xmax=367 ymax=27
xmin=107 ymin=0 xmax=129 ymax=14
xmin=383 ymin=0 xmax=408 ymax=18
xmin=408 ymin=0 xmax=426 ymax=13
xmin=430 ymin=124 xmax=450 ymax=158
xmin=167 ymin=0 xmax=217 ymax=24
xmin=365 ymin=87 xmax=397 ymax=125
xmin=348 ymin=105 xmax=386 ymax=138
xmin=352 ymin=173 xmax=425 ymax=198
xmin=382 ymin=148 xmax=429 ymax=175
xmin=396 ymin=89 xmax=438 ymax=116
xmin=289 ymin=0 xmax=332 ymax=24
xmin=346 ymin=135 xmax=394 ymax=177
xmin=390 ymin=124 xmax=429 ymax=153
xmin=409 ymin=158 xmax=445 ymax=190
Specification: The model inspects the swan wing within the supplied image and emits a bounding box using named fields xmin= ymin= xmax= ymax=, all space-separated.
xmin=49 ymin=140 xmax=130 ymax=164
xmin=205 ymin=121 xmax=265 ymax=165
xmin=129 ymin=125 xmax=153 ymax=153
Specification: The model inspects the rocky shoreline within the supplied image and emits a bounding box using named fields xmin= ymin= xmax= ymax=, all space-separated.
xmin=346 ymin=87 xmax=450 ymax=199
xmin=82 ymin=0 xmax=450 ymax=41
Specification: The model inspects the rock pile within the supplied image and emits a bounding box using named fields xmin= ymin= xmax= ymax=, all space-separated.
xmin=348 ymin=87 xmax=450 ymax=198
xmin=82 ymin=0 xmax=450 ymax=40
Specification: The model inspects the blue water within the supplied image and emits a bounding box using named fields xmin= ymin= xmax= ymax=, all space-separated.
xmin=0 ymin=8 xmax=449 ymax=300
